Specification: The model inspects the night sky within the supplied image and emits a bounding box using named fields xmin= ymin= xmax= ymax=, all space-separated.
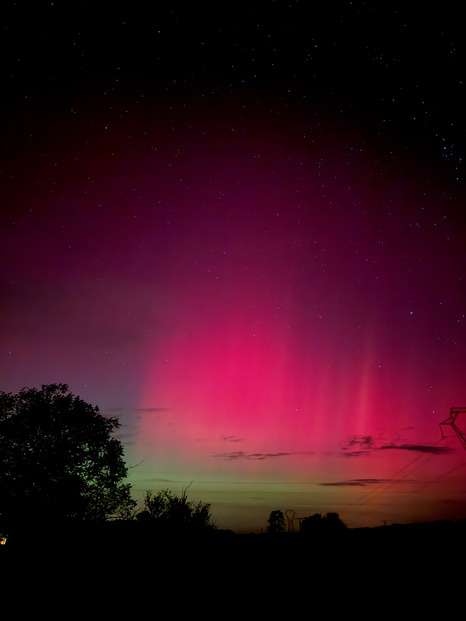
xmin=1 ymin=2 xmax=465 ymax=532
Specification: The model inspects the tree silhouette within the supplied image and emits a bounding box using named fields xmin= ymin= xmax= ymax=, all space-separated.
xmin=300 ymin=512 xmax=347 ymax=535
xmin=299 ymin=512 xmax=324 ymax=534
xmin=267 ymin=509 xmax=286 ymax=534
xmin=0 ymin=383 xmax=135 ymax=530
xmin=324 ymin=512 xmax=347 ymax=530
xmin=137 ymin=486 xmax=214 ymax=532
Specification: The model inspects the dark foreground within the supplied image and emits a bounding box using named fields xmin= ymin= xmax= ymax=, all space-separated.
xmin=1 ymin=519 xmax=463 ymax=609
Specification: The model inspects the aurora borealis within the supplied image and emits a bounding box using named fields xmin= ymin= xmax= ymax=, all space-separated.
xmin=1 ymin=2 xmax=465 ymax=532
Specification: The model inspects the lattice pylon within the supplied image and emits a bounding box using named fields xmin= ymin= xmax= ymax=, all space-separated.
xmin=440 ymin=407 xmax=466 ymax=450
xmin=285 ymin=509 xmax=296 ymax=532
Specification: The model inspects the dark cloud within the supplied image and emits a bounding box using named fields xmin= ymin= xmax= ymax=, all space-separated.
xmin=213 ymin=450 xmax=314 ymax=461
xmin=341 ymin=435 xmax=374 ymax=450
xmin=222 ymin=435 xmax=243 ymax=443
xmin=379 ymin=443 xmax=454 ymax=454
xmin=339 ymin=435 xmax=375 ymax=456
xmin=339 ymin=435 xmax=455 ymax=456
xmin=349 ymin=435 xmax=374 ymax=447
xmin=320 ymin=478 xmax=411 ymax=487
xmin=320 ymin=480 xmax=366 ymax=487
xmin=339 ymin=450 xmax=370 ymax=458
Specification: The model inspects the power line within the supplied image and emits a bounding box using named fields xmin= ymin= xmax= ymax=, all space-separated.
xmin=351 ymin=435 xmax=457 ymax=510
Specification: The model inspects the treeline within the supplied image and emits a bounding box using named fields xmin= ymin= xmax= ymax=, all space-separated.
xmin=267 ymin=509 xmax=347 ymax=534
xmin=0 ymin=384 xmax=217 ymax=547
xmin=1 ymin=385 xmax=464 ymax=556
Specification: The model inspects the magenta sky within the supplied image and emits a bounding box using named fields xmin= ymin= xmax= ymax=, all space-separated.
xmin=1 ymin=4 xmax=465 ymax=532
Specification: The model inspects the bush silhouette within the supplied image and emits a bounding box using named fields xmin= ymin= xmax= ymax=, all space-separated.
xmin=137 ymin=487 xmax=215 ymax=532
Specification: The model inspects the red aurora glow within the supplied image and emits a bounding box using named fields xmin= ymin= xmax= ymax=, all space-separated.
xmin=131 ymin=103 xmax=466 ymax=507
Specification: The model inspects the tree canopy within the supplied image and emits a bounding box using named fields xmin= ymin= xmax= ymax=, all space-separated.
xmin=267 ymin=509 xmax=286 ymax=534
xmin=0 ymin=383 xmax=135 ymax=529
xmin=300 ymin=512 xmax=347 ymax=535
